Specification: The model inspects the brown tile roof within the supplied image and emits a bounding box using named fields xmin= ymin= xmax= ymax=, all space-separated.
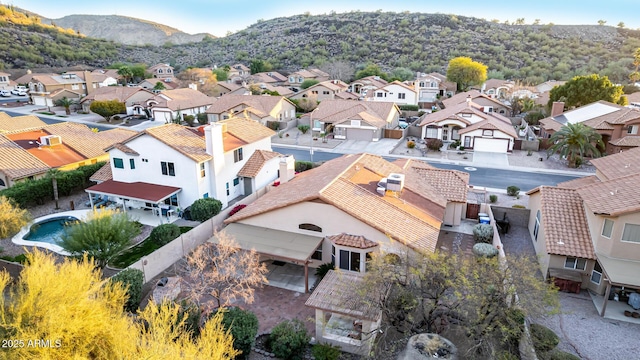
xmin=252 ymin=71 xmax=287 ymax=83
xmin=418 ymin=101 xmax=479 ymax=126
xmin=538 ymin=186 xmax=595 ymax=259
xmin=205 ymin=94 xmax=291 ymax=116
xmin=140 ymin=124 xmax=211 ymax=163
xmin=589 ymin=146 xmax=640 ymax=180
xmin=577 ymin=173 xmax=640 ymax=216
xmin=89 ymin=163 xmax=113 ymax=182
xmin=80 ymin=86 xmax=154 ymax=103
xmin=237 ymin=150 xmax=281 ymax=178
xmin=152 ymin=88 xmax=214 ymax=111
xmin=385 ymin=80 xmax=416 ymax=93
xmin=42 ymin=123 xmax=136 ymax=159
xmin=458 ymin=116 xmax=518 ymax=138
xmin=539 ymin=117 xmax=563 ymax=132
xmin=483 ymin=79 xmax=512 ymax=90
xmin=327 ymin=233 xmax=379 ymax=249
xmin=110 ymin=143 xmax=139 ymax=155
xmin=609 ymin=136 xmax=640 ymax=147
xmin=443 ymin=90 xmax=510 ymax=109
xmin=556 ymin=175 xmax=600 ymax=189
xmin=305 ymin=270 xmax=381 ymax=321
xmin=221 ymin=117 xmax=276 ymax=144
xmin=0 ymin=113 xmax=47 ymax=132
xmin=626 ymin=91 xmax=640 ymax=104
xmin=0 ymin=135 xmax=50 ymax=180
xmin=226 ymin=153 xmax=445 ymax=253
xmin=410 ymin=167 xmax=469 ymax=202
xmin=312 ymin=100 xmax=398 ymax=128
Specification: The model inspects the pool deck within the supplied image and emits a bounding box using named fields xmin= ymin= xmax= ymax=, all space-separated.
xmin=12 ymin=209 xmax=92 ymax=255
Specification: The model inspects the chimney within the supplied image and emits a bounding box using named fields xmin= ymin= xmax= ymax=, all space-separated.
xmin=83 ymin=70 xmax=94 ymax=95
xmin=204 ymin=123 xmax=228 ymax=208
xmin=279 ymin=155 xmax=295 ymax=184
xmin=189 ymin=83 xmax=198 ymax=91
xmin=551 ymin=102 xmax=565 ymax=117
xmin=466 ymin=94 xmax=472 ymax=106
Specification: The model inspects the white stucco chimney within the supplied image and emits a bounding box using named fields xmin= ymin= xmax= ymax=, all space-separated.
xmin=279 ymin=155 xmax=295 ymax=184
xmin=204 ymin=124 xmax=227 ymax=205
xmin=466 ymin=94 xmax=472 ymax=106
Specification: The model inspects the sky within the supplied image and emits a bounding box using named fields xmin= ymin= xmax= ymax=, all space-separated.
xmin=7 ymin=0 xmax=640 ymax=37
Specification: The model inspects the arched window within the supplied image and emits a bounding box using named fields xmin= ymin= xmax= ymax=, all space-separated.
xmin=299 ymin=223 xmax=322 ymax=232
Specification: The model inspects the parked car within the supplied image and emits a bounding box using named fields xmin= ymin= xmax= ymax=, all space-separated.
xmin=0 ymin=90 xmax=10 ymax=97
xmin=10 ymin=89 xmax=27 ymax=96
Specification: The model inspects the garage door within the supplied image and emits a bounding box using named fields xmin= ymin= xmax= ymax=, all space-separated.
xmin=347 ymin=128 xmax=373 ymax=141
xmin=473 ymin=138 xmax=509 ymax=153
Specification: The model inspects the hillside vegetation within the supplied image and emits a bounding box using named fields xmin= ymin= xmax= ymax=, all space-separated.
xmin=3 ymin=8 xmax=640 ymax=85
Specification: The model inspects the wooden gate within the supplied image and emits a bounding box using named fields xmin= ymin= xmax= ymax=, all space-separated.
xmin=466 ymin=203 xmax=480 ymax=219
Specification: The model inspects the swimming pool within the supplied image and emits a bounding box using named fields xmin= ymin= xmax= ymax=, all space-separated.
xmin=23 ymin=216 xmax=79 ymax=244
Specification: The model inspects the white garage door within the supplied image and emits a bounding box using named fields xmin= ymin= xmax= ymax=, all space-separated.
xmin=473 ymin=138 xmax=509 ymax=153
xmin=347 ymin=128 xmax=373 ymax=141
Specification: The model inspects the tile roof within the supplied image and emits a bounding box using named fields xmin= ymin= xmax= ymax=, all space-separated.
xmin=537 ymin=186 xmax=595 ymax=259
xmin=0 ymin=134 xmax=50 ymax=180
xmin=237 ymin=150 xmax=281 ymax=177
xmin=110 ymin=143 xmax=139 ymax=155
xmin=577 ymin=173 xmax=640 ymax=216
xmin=609 ymin=136 xmax=640 ymax=147
xmin=226 ymin=153 xmax=447 ymax=253
xmin=41 ymin=123 xmax=136 ymax=159
xmin=251 ymin=71 xmax=287 ymax=83
xmin=556 ymin=175 xmax=600 ymax=189
xmin=589 ymin=146 xmax=640 ymax=180
xmin=483 ymin=79 xmax=513 ymax=90
xmin=418 ymin=101 xmax=481 ymax=126
xmin=305 ymin=270 xmax=381 ymax=321
xmin=89 ymin=163 xmax=113 ymax=182
xmin=442 ymin=90 xmax=510 ymax=109
xmin=221 ymin=117 xmax=276 ymax=144
xmin=80 ymin=86 xmax=154 ymax=103
xmin=539 ymin=117 xmax=563 ymax=132
xmin=384 ymin=80 xmax=416 ymax=93
xmin=409 ymin=167 xmax=469 ymax=202
xmin=0 ymin=113 xmax=47 ymax=132
xmin=138 ymin=124 xmax=211 ymax=163
xmin=205 ymin=94 xmax=291 ymax=116
xmin=327 ymin=233 xmax=379 ymax=249
xmin=457 ymin=116 xmax=518 ymax=138
xmin=312 ymin=100 xmax=398 ymax=129
xmin=152 ymin=88 xmax=214 ymax=111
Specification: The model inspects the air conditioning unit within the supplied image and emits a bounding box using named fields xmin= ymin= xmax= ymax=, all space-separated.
xmin=40 ymin=135 xmax=62 ymax=146
xmin=386 ymin=173 xmax=405 ymax=192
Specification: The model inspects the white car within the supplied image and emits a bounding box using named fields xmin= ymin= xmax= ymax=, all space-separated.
xmin=10 ymin=89 xmax=27 ymax=96
xmin=0 ymin=90 xmax=10 ymax=97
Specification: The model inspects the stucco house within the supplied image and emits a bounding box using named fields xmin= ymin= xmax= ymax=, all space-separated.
xmin=538 ymin=100 xmax=640 ymax=153
xmin=369 ymin=81 xmax=417 ymax=106
xmin=418 ymin=99 xmax=517 ymax=152
xmin=204 ymin=94 xmax=296 ymax=125
xmin=526 ymin=147 xmax=640 ymax=317
xmin=80 ymin=86 xmax=156 ymax=116
xmin=0 ymin=120 xmax=135 ymax=190
xmin=285 ymin=68 xmax=330 ymax=91
xmin=288 ymin=80 xmax=356 ymax=102
xmin=481 ymin=79 xmax=514 ymax=99
xmin=309 ymin=100 xmax=401 ymax=142
xmin=349 ymin=76 xmax=388 ymax=98
xmin=228 ymin=64 xmax=251 ymax=84
xmin=148 ymin=63 xmax=175 ymax=81
xmin=145 ymin=88 xmax=215 ymax=123
xmin=17 ymin=71 xmax=104 ymax=106
xmin=251 ymin=71 xmax=288 ymax=85
xmin=0 ymin=72 xmax=10 ymax=89
xmin=442 ymin=90 xmax=511 ymax=115
xmin=211 ymin=82 xmax=243 ymax=97
xmin=86 ymin=118 xmax=278 ymax=216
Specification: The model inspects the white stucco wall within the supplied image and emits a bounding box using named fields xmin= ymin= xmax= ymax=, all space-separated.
xmin=461 ymin=128 xmax=514 ymax=151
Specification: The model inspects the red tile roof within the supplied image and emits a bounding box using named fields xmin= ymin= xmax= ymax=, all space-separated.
xmin=86 ymin=180 xmax=180 ymax=203
xmin=327 ymin=233 xmax=379 ymax=249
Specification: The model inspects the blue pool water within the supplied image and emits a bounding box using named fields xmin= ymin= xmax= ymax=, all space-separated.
xmin=23 ymin=216 xmax=79 ymax=244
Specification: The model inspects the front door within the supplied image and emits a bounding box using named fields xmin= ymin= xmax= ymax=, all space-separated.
xmin=243 ymin=177 xmax=253 ymax=195
xmin=442 ymin=128 xmax=449 ymax=141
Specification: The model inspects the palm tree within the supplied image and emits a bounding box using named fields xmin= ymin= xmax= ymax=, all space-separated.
xmin=47 ymin=168 xmax=61 ymax=209
xmin=117 ymin=66 xmax=133 ymax=85
xmin=546 ymin=123 xmax=604 ymax=168
xmin=54 ymin=97 xmax=75 ymax=115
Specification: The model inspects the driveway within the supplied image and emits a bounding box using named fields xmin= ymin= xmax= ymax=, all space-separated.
xmin=473 ymin=151 xmax=509 ymax=167
xmin=333 ymin=138 xmax=400 ymax=155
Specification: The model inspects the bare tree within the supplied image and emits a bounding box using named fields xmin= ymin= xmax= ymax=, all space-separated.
xmin=182 ymin=232 xmax=268 ymax=311
xmin=178 ymin=68 xmax=218 ymax=96
xmin=320 ymin=61 xmax=355 ymax=82
xmin=298 ymin=94 xmax=319 ymax=112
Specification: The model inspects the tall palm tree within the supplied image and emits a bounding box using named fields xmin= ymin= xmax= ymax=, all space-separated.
xmin=54 ymin=97 xmax=75 ymax=115
xmin=546 ymin=123 xmax=604 ymax=168
xmin=47 ymin=168 xmax=61 ymax=209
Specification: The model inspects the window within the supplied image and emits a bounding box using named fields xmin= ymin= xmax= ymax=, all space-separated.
xmin=311 ymin=90 xmax=318 ymax=95
xmin=71 ymin=84 xmax=79 ymax=90
xmin=564 ymin=257 xmax=586 ymax=271
xmin=200 ymin=162 xmax=205 ymax=178
xmin=226 ymin=182 xmax=229 ymax=196
xmin=164 ymin=194 xmax=178 ymax=206
xmin=158 ymin=69 xmax=163 ymax=74
xmin=622 ymin=223 xmax=640 ymax=243
xmin=602 ymin=219 xmax=614 ymax=238
xmin=234 ymin=148 xmax=243 ymax=163
xmin=591 ymin=261 xmax=603 ymax=285
xmin=350 ymin=120 xmax=361 ymax=127
xmin=203 ymin=193 xmax=209 ymax=198
xmin=534 ymin=210 xmax=541 ymax=241
xmin=398 ymin=93 xmax=406 ymax=99
xmin=161 ymin=161 xmax=175 ymax=176
xmin=331 ymin=245 xmax=335 ymax=265
xmin=482 ymin=129 xmax=494 ymax=136
xmin=464 ymin=136 xmax=471 ymax=148
xmin=376 ymin=92 xmax=384 ymax=97
xmin=299 ymin=223 xmax=322 ymax=232
xmin=323 ymin=91 xmax=330 ymax=95
xmin=142 ymin=158 xmax=149 ymax=163
xmin=426 ymin=126 xmax=438 ymax=138
xmin=113 ymin=158 xmax=124 ymax=169
xmin=339 ymin=249 xmax=361 ymax=272
xmin=419 ymin=82 xmax=425 ymax=87
xmin=233 ymin=177 xmax=240 ymax=186
xmin=627 ymin=125 xmax=638 ymax=135
xmin=311 ymin=244 xmax=322 ymax=261
xmin=129 ymin=159 xmax=135 ymax=169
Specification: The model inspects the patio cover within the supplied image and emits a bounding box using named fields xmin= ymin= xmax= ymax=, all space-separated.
xmin=216 ymin=223 xmax=323 ymax=263
xmin=597 ymin=253 xmax=640 ymax=288
xmin=86 ymin=180 xmax=181 ymax=203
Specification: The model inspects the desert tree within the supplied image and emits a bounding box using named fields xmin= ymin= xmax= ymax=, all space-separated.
xmin=320 ymin=60 xmax=355 ymax=82
xmin=182 ymin=231 xmax=268 ymax=311
xmin=546 ymin=122 xmax=604 ymax=168
xmin=548 ymin=74 xmax=625 ymax=108
xmin=54 ymin=96 xmax=75 ymax=115
xmin=598 ymin=19 xmax=607 ymax=26
xmin=178 ymin=68 xmax=218 ymax=96
xmin=0 ymin=196 xmax=31 ymax=238
xmin=446 ymin=57 xmax=488 ymax=91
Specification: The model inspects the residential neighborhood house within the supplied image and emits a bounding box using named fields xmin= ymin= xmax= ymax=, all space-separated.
xmin=285 ymin=68 xmax=330 ymax=92
xmin=369 ymin=80 xmax=417 ymax=106
xmin=80 ymin=86 xmax=156 ymax=117
xmin=146 ymin=88 xmax=215 ymax=123
xmin=441 ymin=90 xmax=512 ymax=115
xmin=288 ymin=80 xmax=357 ymax=102
xmin=205 ymin=94 xmax=296 ymax=125
xmin=147 ymin=63 xmax=175 ymax=81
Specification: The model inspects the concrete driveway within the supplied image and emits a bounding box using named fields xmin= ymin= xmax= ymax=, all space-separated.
xmin=333 ymin=138 xmax=400 ymax=155
xmin=473 ymin=151 xmax=509 ymax=167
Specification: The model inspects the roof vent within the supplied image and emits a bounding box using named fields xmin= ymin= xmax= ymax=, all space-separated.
xmin=39 ymin=135 xmax=62 ymax=146
xmin=386 ymin=173 xmax=405 ymax=192
xmin=376 ymin=186 xmax=386 ymax=196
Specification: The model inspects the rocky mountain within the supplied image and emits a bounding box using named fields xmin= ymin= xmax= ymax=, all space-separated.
xmin=41 ymin=14 xmax=213 ymax=46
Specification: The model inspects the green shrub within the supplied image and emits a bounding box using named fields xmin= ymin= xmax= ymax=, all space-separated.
xmin=0 ymin=254 xmax=28 ymax=264
xmin=472 ymin=243 xmax=499 ymax=257
xmin=176 ymin=300 xmax=202 ymax=339
xmin=473 ymin=224 xmax=494 ymax=243
xmin=149 ymin=223 xmax=181 ymax=246
xmin=489 ymin=194 xmax=498 ymax=203
xmin=297 ymin=125 xmax=310 ymax=134
xmin=548 ymin=350 xmax=580 ymax=360
xmin=269 ymin=319 xmax=310 ymax=360
xmin=190 ymin=198 xmax=222 ymax=222
xmin=314 ymin=263 xmax=334 ymax=281
xmin=184 ymin=114 xmax=196 ymax=126
xmin=266 ymin=121 xmax=280 ymax=131
xmin=311 ymin=343 xmax=341 ymax=360
xmin=220 ymin=307 xmax=259 ymax=359
xmin=407 ymin=140 xmax=416 ymax=149
xmin=506 ymin=185 xmax=520 ymax=197
xmin=197 ymin=113 xmax=208 ymax=125
xmin=399 ymin=104 xmax=419 ymax=111
xmin=512 ymin=204 xmax=526 ymax=209
xmin=426 ymin=138 xmax=444 ymax=151
xmin=530 ymin=323 xmax=559 ymax=354
xmin=111 ymin=268 xmax=143 ymax=312
xmin=295 ymin=161 xmax=314 ymax=172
